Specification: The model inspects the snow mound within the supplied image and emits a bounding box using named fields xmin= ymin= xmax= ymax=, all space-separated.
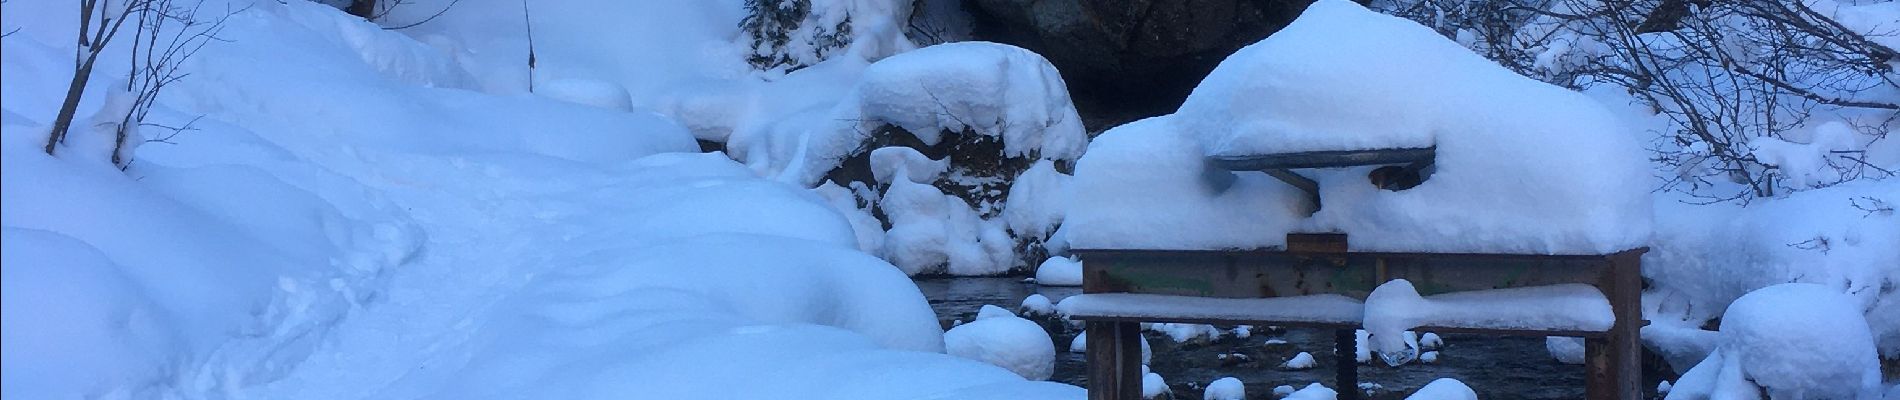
xmin=1204 ymin=377 xmax=1245 ymax=400
xmin=537 ymin=78 xmax=634 ymax=111
xmin=945 ymin=313 xmax=1057 ymax=380
xmin=1 ymin=229 xmax=178 ymax=399
xmin=1005 ymin=160 xmax=1072 ymax=240
xmin=1667 ymin=283 xmax=1883 ymax=400
xmin=1406 ymin=378 xmax=1477 ymax=400
xmin=1034 ymin=256 xmax=1084 ymax=286
xmin=1067 ymin=0 xmax=1650 ymax=254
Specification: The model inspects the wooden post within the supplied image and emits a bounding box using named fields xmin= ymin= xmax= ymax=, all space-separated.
xmin=1336 ymin=329 xmax=1360 ymax=400
xmin=1585 ymin=250 xmax=1645 ymax=399
xmin=1086 ymin=321 xmax=1144 ymax=400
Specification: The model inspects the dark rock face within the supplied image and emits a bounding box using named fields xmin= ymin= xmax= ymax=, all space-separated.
xmin=965 ymin=0 xmax=1317 ymax=130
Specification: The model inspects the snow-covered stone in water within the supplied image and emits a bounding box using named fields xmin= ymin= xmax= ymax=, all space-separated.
xmin=945 ymin=313 xmax=1056 ymax=380
xmin=1274 ymin=385 xmax=1298 ymax=397
xmin=1062 ymin=117 xmax=1309 ymax=250
xmin=783 ymin=41 xmax=1088 ymax=185
xmin=537 ymin=78 xmax=633 ymax=111
xmin=1666 ymin=283 xmax=1883 ymax=400
xmin=977 ymin=304 xmax=1016 ymax=320
xmin=1405 ymin=378 xmax=1477 ymax=400
xmin=1019 ymin=294 xmax=1055 ymax=317
xmin=1005 ymin=160 xmax=1072 ymax=240
xmin=1265 ymin=338 xmax=1290 ymax=346
xmin=1074 ymin=0 xmax=1650 ymax=254
xmin=1546 ymin=336 xmax=1585 ymax=365
xmin=1282 ymin=352 xmax=1317 ymax=370
xmin=1034 ymin=256 xmax=1083 ymax=286
xmin=1232 ymin=325 xmax=1253 ymax=338
xmin=869 ymin=146 xmax=948 ymax=184
xmin=1203 ymin=377 xmax=1245 ymax=400
xmin=1657 ymin=381 xmax=1673 ymax=394
xmin=1142 ymin=371 xmax=1170 ymax=399
xmin=1419 ymin=332 xmax=1443 ymax=350
xmin=1419 ymin=351 xmax=1439 ymax=364
xmin=1284 ymin=383 xmax=1338 ymax=400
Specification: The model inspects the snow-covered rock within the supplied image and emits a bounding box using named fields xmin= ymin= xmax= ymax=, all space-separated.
xmin=880 ymin=170 xmax=1017 ymax=276
xmin=1282 ymin=352 xmax=1318 ymax=370
xmin=1019 ymin=294 xmax=1056 ymax=317
xmin=978 ymin=304 xmax=1017 ymax=320
xmin=946 ymin=312 xmax=1057 ymax=380
xmin=1667 ymin=283 xmax=1883 ymax=400
xmin=1405 ymin=378 xmax=1477 ymax=400
xmin=1420 ymin=351 xmax=1439 ymax=364
xmin=1034 ymin=256 xmax=1083 ymax=286
xmin=1284 ymin=383 xmax=1339 ymax=400
xmin=1419 ymin=332 xmax=1443 ymax=350
xmin=1203 ymin=377 xmax=1245 ymax=400
xmin=774 ymin=42 xmax=1087 ymax=186
xmin=1142 ymin=371 xmax=1171 ymax=399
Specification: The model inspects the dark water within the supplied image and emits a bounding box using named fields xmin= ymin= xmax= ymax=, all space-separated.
xmin=915 ymin=277 xmax=1590 ymax=400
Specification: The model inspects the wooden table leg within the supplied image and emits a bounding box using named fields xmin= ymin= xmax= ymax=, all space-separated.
xmin=1337 ymin=329 xmax=1359 ymax=400
xmin=1087 ymin=321 xmax=1144 ymax=400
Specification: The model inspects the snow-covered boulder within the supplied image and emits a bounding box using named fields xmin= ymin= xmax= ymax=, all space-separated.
xmin=1033 ymin=256 xmax=1083 ymax=286
xmin=1667 ymin=283 xmax=1883 ymax=400
xmin=945 ymin=312 xmax=1057 ymax=380
xmin=1406 ymin=378 xmax=1477 ymax=400
xmin=879 ymin=161 xmax=1017 ymax=275
xmin=1203 ymin=377 xmax=1245 ymax=400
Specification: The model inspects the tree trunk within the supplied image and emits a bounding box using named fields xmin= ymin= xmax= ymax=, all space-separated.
xmin=45 ymin=54 xmax=100 ymax=155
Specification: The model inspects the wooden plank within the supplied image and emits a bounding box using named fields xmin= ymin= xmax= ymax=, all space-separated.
xmin=1209 ymin=147 xmax=1437 ymax=170
xmin=1067 ymin=315 xmax=1609 ymax=338
xmin=1287 ymin=233 xmax=1348 ymax=254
